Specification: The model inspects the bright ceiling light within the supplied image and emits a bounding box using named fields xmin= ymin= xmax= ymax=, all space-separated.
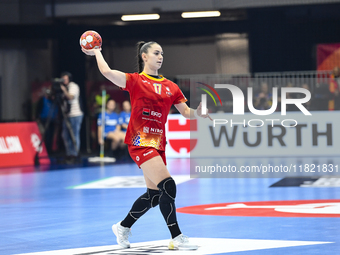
xmin=181 ymin=11 xmax=221 ymax=18
xmin=121 ymin=14 xmax=160 ymax=21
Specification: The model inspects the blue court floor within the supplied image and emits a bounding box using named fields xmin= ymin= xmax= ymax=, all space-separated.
xmin=1 ymin=157 xmax=340 ymax=255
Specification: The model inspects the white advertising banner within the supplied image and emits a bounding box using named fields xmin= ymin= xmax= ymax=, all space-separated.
xmin=165 ymin=111 xmax=340 ymax=158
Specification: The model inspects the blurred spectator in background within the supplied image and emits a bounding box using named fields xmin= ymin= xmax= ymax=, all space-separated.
xmin=329 ymin=66 xmax=340 ymax=110
xmin=284 ymin=82 xmax=299 ymax=111
xmin=97 ymin=99 xmax=123 ymax=156
xmin=35 ymin=87 xmax=59 ymax=154
xmin=60 ymin=72 xmax=83 ymax=162
xmin=301 ymin=83 xmax=312 ymax=111
xmin=118 ymin=101 xmax=131 ymax=157
xmin=254 ymin=82 xmax=272 ymax=110
xmin=119 ymin=100 xmax=131 ymax=133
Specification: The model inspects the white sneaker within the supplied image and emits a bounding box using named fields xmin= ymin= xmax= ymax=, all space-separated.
xmin=168 ymin=234 xmax=198 ymax=250
xmin=112 ymin=221 xmax=131 ymax=248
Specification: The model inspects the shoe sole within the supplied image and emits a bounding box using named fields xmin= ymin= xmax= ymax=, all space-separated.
xmin=168 ymin=241 xmax=198 ymax=250
xmin=168 ymin=241 xmax=175 ymax=250
xmin=112 ymin=224 xmax=130 ymax=249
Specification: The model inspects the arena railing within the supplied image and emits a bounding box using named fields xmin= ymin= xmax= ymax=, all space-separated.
xmin=175 ymin=70 xmax=333 ymax=112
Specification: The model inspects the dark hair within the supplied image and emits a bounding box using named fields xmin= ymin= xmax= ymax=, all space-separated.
xmin=61 ymin=71 xmax=73 ymax=82
xmin=136 ymin=41 xmax=158 ymax=73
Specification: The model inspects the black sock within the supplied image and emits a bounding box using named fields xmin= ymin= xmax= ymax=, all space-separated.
xmin=168 ymin=222 xmax=181 ymax=239
xmin=157 ymin=177 xmax=182 ymax=238
xmin=121 ymin=188 xmax=160 ymax=228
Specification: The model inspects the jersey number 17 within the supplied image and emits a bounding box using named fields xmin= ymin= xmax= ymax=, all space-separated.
xmin=153 ymin=83 xmax=162 ymax=95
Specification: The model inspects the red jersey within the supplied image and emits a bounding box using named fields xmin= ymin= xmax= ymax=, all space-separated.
xmin=123 ymin=72 xmax=187 ymax=151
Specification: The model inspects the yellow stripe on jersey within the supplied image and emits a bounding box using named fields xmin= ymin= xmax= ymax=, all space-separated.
xmin=140 ymin=72 xmax=165 ymax=81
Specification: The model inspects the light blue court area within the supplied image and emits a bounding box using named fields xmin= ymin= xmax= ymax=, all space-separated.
xmin=1 ymin=158 xmax=340 ymax=255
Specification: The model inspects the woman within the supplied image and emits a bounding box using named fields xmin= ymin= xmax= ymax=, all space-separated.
xmin=97 ymin=98 xmax=122 ymax=150
xmin=82 ymin=41 xmax=208 ymax=250
xmin=117 ymin=100 xmax=131 ymax=146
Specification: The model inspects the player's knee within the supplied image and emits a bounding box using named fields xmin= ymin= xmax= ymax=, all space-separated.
xmin=146 ymin=188 xmax=160 ymax=208
xmin=139 ymin=189 xmax=160 ymax=208
xmin=157 ymin=177 xmax=176 ymax=204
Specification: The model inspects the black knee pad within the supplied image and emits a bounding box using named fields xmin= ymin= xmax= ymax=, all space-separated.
xmin=157 ymin=177 xmax=176 ymax=204
xmin=145 ymin=188 xmax=160 ymax=208
xmin=129 ymin=188 xmax=160 ymax=219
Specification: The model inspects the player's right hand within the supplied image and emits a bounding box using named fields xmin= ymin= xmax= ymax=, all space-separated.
xmin=81 ymin=47 xmax=101 ymax=56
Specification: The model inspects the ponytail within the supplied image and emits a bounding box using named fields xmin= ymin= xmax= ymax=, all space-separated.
xmin=136 ymin=41 xmax=158 ymax=73
xmin=136 ymin=41 xmax=145 ymax=73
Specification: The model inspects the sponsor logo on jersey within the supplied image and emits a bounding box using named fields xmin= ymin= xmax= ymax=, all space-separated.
xmin=166 ymin=86 xmax=172 ymax=97
xmin=150 ymin=128 xmax=163 ymax=134
xmin=143 ymin=126 xmax=163 ymax=135
xmin=143 ymin=108 xmax=162 ymax=118
xmin=143 ymin=108 xmax=150 ymax=116
xmin=136 ymin=156 xmax=140 ymax=161
xmin=143 ymin=150 xmax=154 ymax=157
xmin=106 ymin=119 xmax=118 ymax=125
xmin=151 ymin=111 xmax=162 ymax=118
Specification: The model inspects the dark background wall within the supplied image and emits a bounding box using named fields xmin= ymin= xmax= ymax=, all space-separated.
xmin=248 ymin=5 xmax=340 ymax=72
xmin=1 ymin=3 xmax=339 ymax=74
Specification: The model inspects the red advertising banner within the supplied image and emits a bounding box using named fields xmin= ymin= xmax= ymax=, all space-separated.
xmin=165 ymin=115 xmax=197 ymax=158
xmin=317 ymin=43 xmax=340 ymax=71
xmin=0 ymin=122 xmax=50 ymax=168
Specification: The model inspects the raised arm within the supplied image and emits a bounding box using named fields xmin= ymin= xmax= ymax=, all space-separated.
xmin=82 ymin=48 xmax=126 ymax=88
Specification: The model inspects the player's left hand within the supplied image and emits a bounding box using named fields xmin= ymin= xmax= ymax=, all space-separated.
xmin=196 ymin=102 xmax=213 ymax=121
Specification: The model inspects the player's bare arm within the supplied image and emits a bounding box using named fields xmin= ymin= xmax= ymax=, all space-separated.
xmin=175 ymin=102 xmax=212 ymax=120
xmin=174 ymin=102 xmax=193 ymax=119
xmin=82 ymin=47 xmax=126 ymax=88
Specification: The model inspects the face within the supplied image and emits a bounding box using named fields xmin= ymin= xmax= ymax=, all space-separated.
xmin=106 ymin=100 xmax=116 ymax=111
xmin=122 ymin=101 xmax=131 ymax=112
xmin=62 ymin=75 xmax=70 ymax=85
xmin=142 ymin=44 xmax=163 ymax=71
xmin=261 ymin=83 xmax=268 ymax=93
xmin=302 ymin=83 xmax=309 ymax=90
